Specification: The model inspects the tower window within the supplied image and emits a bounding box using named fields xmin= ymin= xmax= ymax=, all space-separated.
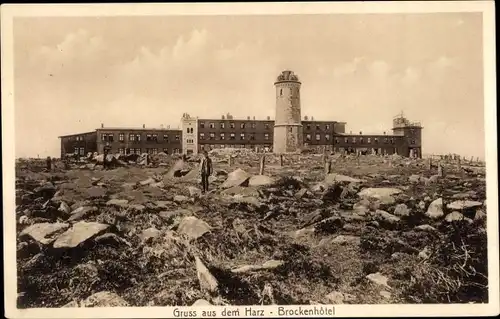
xmin=306 ymin=134 xmax=311 ymax=141
xmin=280 ymin=89 xmax=283 ymax=96
xmin=264 ymin=133 xmax=269 ymax=140
xmin=315 ymin=134 xmax=320 ymax=141
xmin=289 ymin=127 xmax=292 ymax=132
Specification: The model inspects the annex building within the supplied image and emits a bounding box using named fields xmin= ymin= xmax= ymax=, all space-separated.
xmin=59 ymin=70 xmax=423 ymax=158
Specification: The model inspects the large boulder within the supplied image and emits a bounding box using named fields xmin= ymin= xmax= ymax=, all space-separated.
xmin=358 ymin=188 xmax=401 ymax=205
xmin=447 ymin=200 xmax=483 ymax=211
xmin=221 ymin=169 xmax=251 ymax=189
xmin=248 ymin=175 xmax=275 ymax=187
xmin=53 ymin=221 xmax=109 ymax=248
xmin=426 ymin=198 xmax=444 ymax=219
xmin=177 ymin=216 xmax=211 ymax=240
xmin=19 ymin=222 xmax=70 ymax=245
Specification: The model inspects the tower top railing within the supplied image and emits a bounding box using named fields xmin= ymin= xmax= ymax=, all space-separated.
xmin=276 ymin=70 xmax=300 ymax=82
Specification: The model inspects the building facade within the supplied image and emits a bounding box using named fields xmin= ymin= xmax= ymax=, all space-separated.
xmin=59 ymin=125 xmax=182 ymax=158
xmin=59 ymin=70 xmax=422 ymax=158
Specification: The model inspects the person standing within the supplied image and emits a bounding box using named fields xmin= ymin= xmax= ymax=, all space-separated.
xmin=199 ymin=150 xmax=213 ymax=193
xmin=46 ymin=156 xmax=52 ymax=171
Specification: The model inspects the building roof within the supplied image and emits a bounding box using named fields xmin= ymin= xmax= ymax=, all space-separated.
xmin=58 ymin=131 xmax=96 ymax=138
xmin=95 ymin=127 xmax=181 ymax=132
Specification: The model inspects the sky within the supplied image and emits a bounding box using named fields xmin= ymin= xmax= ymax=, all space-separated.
xmin=12 ymin=13 xmax=485 ymax=159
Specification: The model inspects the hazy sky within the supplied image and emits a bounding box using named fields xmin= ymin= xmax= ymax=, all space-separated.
xmin=13 ymin=13 xmax=485 ymax=158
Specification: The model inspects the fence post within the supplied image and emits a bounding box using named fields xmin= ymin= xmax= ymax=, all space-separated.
xmin=259 ymin=154 xmax=266 ymax=175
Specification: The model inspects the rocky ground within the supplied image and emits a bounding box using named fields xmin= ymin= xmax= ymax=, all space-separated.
xmin=15 ymin=152 xmax=488 ymax=308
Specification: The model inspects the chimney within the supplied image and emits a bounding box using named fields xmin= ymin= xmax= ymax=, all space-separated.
xmin=247 ymin=116 xmax=250 ymax=120
xmin=350 ymin=131 xmax=352 ymax=134
xmin=143 ymin=124 xmax=145 ymax=129
xmin=253 ymin=116 xmax=255 ymax=120
xmin=101 ymin=123 xmax=104 ymax=128
xmin=222 ymin=115 xmax=225 ymax=120
xmin=311 ymin=116 xmax=314 ymax=121
xmin=267 ymin=116 xmax=271 ymax=120
xmin=304 ymin=116 xmax=308 ymax=120
xmin=359 ymin=131 xmax=362 ymax=135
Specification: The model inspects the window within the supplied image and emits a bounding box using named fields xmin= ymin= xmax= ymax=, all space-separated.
xmin=250 ymin=134 xmax=255 ymax=140
xmin=220 ymin=123 xmax=225 ymax=129
xmin=360 ymin=137 xmax=364 ymax=143
xmin=136 ymin=134 xmax=141 ymax=142
xmin=152 ymin=148 xmax=158 ymax=155
xmin=134 ymin=148 xmax=141 ymax=154
xmin=119 ymin=133 xmax=124 ymax=141
xmin=101 ymin=134 xmax=107 ymax=141
xmin=306 ymin=134 xmax=311 ymax=141
xmin=306 ymin=124 xmax=311 ymax=130
xmin=209 ymin=133 xmax=215 ymax=140
xmin=264 ymin=124 xmax=270 ymax=129
xmin=220 ymin=133 xmax=225 ymax=140
xmin=325 ymin=134 xmax=330 ymax=141
xmin=186 ymin=128 xmax=190 ymax=133
xmin=108 ymin=134 xmax=114 ymax=142
xmin=240 ymin=123 xmax=245 ymax=129
xmin=119 ymin=148 xmax=124 ymax=155
xmin=230 ymin=133 xmax=235 ymax=140
xmin=74 ymin=147 xmax=78 ymax=154
xmin=146 ymin=134 xmax=152 ymax=141
xmin=163 ymin=148 xmax=169 ymax=154
xmin=264 ymin=133 xmax=269 ymax=140
xmin=174 ymin=148 xmax=180 ymax=154
xmin=209 ymin=122 xmax=215 ymax=129
xmin=315 ymin=134 xmax=320 ymax=141
xmin=367 ymin=137 xmax=371 ymax=143
xmin=152 ymin=134 xmax=158 ymax=142
xmin=240 ymin=133 xmax=245 ymax=140
xmin=316 ymin=125 xmax=320 ymax=130
xmin=163 ymin=134 xmax=169 ymax=141
xmin=187 ymin=139 xmax=194 ymax=144
xmin=200 ymin=122 xmax=205 ymax=128
xmin=79 ymin=148 xmax=85 ymax=155
xmin=289 ymin=127 xmax=292 ymax=132
xmin=390 ymin=138 xmax=394 ymax=144
xmin=344 ymin=138 xmax=349 ymax=143
xmin=352 ymin=137 xmax=356 ymax=143
xmin=411 ymin=139 xmax=416 ymax=144
xmin=175 ymin=135 xmax=180 ymax=141
xmin=374 ymin=137 xmax=379 ymax=143
xmin=230 ymin=122 xmax=235 ymax=129
xmin=384 ymin=137 xmax=388 ymax=143
xmin=335 ymin=138 xmax=339 ymax=144
xmin=326 ymin=124 xmax=330 ymax=130
xmin=251 ymin=123 xmax=256 ymax=129
xmin=200 ymin=133 xmax=205 ymax=140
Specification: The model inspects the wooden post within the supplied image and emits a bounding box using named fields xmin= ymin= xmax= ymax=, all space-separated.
xmin=324 ymin=159 xmax=332 ymax=175
xmin=427 ymin=158 xmax=432 ymax=171
xmin=259 ymin=154 xmax=266 ymax=175
xmin=280 ymin=154 xmax=284 ymax=167
xmin=438 ymin=162 xmax=445 ymax=177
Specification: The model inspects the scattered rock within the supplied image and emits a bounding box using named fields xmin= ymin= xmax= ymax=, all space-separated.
xmin=324 ymin=291 xmax=356 ymax=304
xmin=68 ymin=206 xmax=98 ymax=222
xmin=106 ymin=199 xmax=129 ymax=207
xmin=426 ymin=198 xmax=444 ymax=219
xmin=221 ymin=168 xmax=251 ymax=189
xmin=58 ymin=202 xmax=71 ymax=215
xmin=187 ymin=186 xmax=202 ymax=198
xmin=19 ymin=222 xmax=70 ymax=245
xmin=366 ymin=272 xmax=391 ymax=289
xmin=53 ymin=221 xmax=109 ymax=248
xmin=415 ymin=224 xmax=437 ymax=232
xmin=192 ymin=299 xmax=212 ymax=306
xmin=447 ymin=200 xmax=483 ymax=211
xmin=445 ymin=211 xmax=465 ymax=222
xmin=248 ymin=175 xmax=275 ymax=187
xmin=139 ymin=227 xmax=161 ymax=242
xmin=177 ymin=216 xmax=211 ymax=239
xmin=393 ymin=203 xmax=410 ymax=217
xmin=173 ymin=195 xmax=190 ymax=203
xmin=80 ymin=291 xmax=129 ymax=307
xmin=195 ymin=256 xmax=218 ymax=292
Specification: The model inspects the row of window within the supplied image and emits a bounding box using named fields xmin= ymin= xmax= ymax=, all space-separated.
xmin=200 ymin=122 xmax=271 ymax=130
xmin=197 ymin=122 xmax=333 ymax=131
xmin=199 ymin=132 xmax=271 ymax=141
xmin=73 ymin=147 xmax=86 ymax=155
xmin=116 ymin=148 xmax=181 ymax=155
xmin=100 ymin=133 xmax=180 ymax=142
xmin=335 ymin=137 xmax=395 ymax=144
xmin=305 ymin=134 xmax=331 ymax=141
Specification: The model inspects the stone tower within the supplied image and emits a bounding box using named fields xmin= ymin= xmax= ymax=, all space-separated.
xmin=273 ymin=70 xmax=303 ymax=154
